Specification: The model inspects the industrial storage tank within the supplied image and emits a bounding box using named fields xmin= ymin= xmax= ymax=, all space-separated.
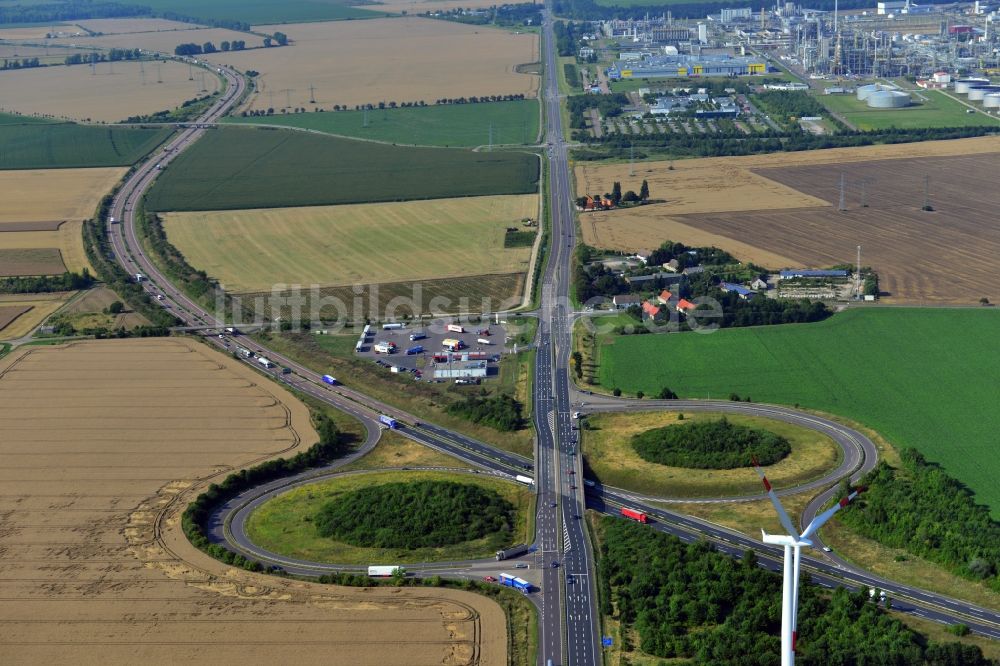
xmin=954 ymin=78 xmax=990 ymax=94
xmin=968 ymin=86 xmax=1000 ymax=101
xmin=983 ymin=93 xmax=1000 ymax=109
xmin=867 ymin=90 xmax=910 ymax=108
xmin=856 ymin=83 xmax=884 ymax=100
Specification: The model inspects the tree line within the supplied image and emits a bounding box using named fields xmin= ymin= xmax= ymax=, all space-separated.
xmin=597 ymin=518 xmax=995 ymax=664
xmin=174 ymin=40 xmax=247 ymax=56
xmin=315 ymin=480 xmax=515 ymax=549
xmin=447 ymin=392 xmax=525 ymax=432
xmin=0 ymin=271 xmax=93 ymax=294
xmin=838 ymin=449 xmax=1000 ymax=591
xmin=1 ymin=58 xmax=41 ymax=70
xmin=0 ymin=1 xmax=145 ymax=25
xmin=632 ymin=418 xmax=791 ymax=469
xmin=182 ymin=411 xmax=351 ymax=568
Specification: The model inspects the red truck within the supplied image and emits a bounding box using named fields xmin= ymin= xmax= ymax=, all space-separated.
xmin=621 ymin=507 xmax=648 ymax=523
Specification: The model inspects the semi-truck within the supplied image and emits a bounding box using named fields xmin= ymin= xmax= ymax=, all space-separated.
xmin=373 ymin=341 xmax=396 ymax=354
xmin=405 ymin=345 xmax=424 ymax=355
xmin=495 ymin=543 xmax=531 ymax=561
xmin=225 ymin=327 xmax=238 ymax=335
xmin=476 ymin=338 xmax=492 ymax=346
xmin=368 ymin=565 xmax=403 ymax=577
xmin=257 ymin=356 xmax=276 ymax=369
xmin=621 ymin=507 xmax=648 ymax=523
xmin=362 ymin=324 xmax=372 ymax=336
xmin=134 ymin=273 xmax=146 ymax=283
xmin=382 ymin=322 xmax=403 ymax=330
xmin=515 ymin=475 xmax=534 ymax=486
xmin=446 ymin=324 xmax=465 ymax=333
xmin=237 ymin=347 xmax=253 ymax=358
xmin=408 ymin=332 xmax=426 ymax=341
xmin=379 ymin=415 xmax=399 ymax=429
xmin=322 ymin=375 xmax=337 ymax=385
xmin=442 ymin=338 xmax=463 ymax=351
xmin=498 ymin=572 xmax=531 ymax=593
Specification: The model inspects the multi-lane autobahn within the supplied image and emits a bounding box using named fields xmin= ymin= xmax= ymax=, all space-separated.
xmin=102 ymin=39 xmax=1000 ymax=666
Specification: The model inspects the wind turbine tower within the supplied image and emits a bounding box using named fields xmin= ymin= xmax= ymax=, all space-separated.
xmin=753 ymin=459 xmax=864 ymax=666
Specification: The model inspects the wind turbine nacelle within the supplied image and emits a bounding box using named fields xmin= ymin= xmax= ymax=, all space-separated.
xmin=761 ymin=530 xmax=812 ymax=548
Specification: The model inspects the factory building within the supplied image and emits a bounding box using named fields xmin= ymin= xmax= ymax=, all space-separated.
xmin=610 ymin=53 xmax=767 ymax=78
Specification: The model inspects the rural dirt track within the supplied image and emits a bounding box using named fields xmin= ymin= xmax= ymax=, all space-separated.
xmin=576 ymin=137 xmax=1000 ymax=303
xmin=0 ymin=338 xmax=506 ymax=665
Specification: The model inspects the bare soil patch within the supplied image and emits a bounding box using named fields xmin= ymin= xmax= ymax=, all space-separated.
xmin=0 ymin=60 xmax=219 ymax=123
xmin=0 ymin=305 xmax=31 ymax=332
xmin=0 ymin=338 xmax=506 ymax=665
xmin=204 ymin=17 xmax=538 ymax=111
xmin=0 ymin=247 xmax=66 ymax=276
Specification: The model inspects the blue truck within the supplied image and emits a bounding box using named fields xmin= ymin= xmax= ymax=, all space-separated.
xmin=322 ymin=374 xmax=337 ymax=385
xmin=379 ymin=414 xmax=399 ymax=429
xmin=498 ymin=572 xmax=531 ymax=593
xmin=405 ymin=345 xmax=424 ymax=355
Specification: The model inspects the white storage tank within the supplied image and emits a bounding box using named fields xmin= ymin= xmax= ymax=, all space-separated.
xmin=856 ymin=83 xmax=883 ymax=100
xmin=867 ymin=90 xmax=910 ymax=108
xmin=954 ymin=78 xmax=990 ymax=94
xmin=968 ymin=86 xmax=1000 ymax=101
xmin=983 ymin=93 xmax=1000 ymax=109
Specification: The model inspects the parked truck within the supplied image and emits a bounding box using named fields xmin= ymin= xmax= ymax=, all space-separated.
xmin=379 ymin=415 xmax=399 ymax=429
xmin=498 ymin=572 xmax=531 ymax=593
xmin=405 ymin=345 xmax=424 ymax=355
xmin=373 ymin=341 xmax=396 ymax=354
xmin=495 ymin=543 xmax=531 ymax=561
xmin=408 ymin=332 xmax=426 ymax=341
xmin=322 ymin=375 xmax=337 ymax=385
xmin=441 ymin=338 xmax=464 ymax=352
xmin=476 ymin=338 xmax=492 ymax=346
xmin=621 ymin=507 xmax=648 ymax=523
xmin=368 ymin=565 xmax=403 ymax=577
xmin=382 ymin=322 xmax=403 ymax=330
xmin=446 ymin=324 xmax=465 ymax=334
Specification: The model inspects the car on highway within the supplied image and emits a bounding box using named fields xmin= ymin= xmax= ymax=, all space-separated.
xmin=569 ymin=484 xmax=577 ymax=490
xmin=550 ymin=561 xmax=559 ymax=568
xmin=822 ymin=546 xmax=832 ymax=553
xmin=550 ymin=502 xmax=557 ymax=508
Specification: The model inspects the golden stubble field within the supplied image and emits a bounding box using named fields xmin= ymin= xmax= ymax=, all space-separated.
xmin=163 ymin=194 xmax=539 ymax=292
xmin=204 ymin=17 xmax=538 ymax=111
xmin=0 ymin=59 xmax=218 ymax=123
xmin=576 ymin=136 xmax=1000 ymax=302
xmin=0 ymin=167 xmax=123 ymax=276
xmin=0 ymin=338 xmax=506 ymax=665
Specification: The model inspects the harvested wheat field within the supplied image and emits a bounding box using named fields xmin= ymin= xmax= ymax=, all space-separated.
xmin=0 ymin=305 xmax=31 ymax=333
xmin=163 ymin=194 xmax=539 ymax=292
xmin=0 ymin=168 xmax=123 ymax=277
xmin=0 ymin=338 xmax=506 ymax=665
xmin=576 ymin=137 xmax=1000 ymax=303
xmin=204 ymin=17 xmax=538 ymax=112
xmin=0 ymin=60 xmax=219 ymax=123
xmin=0 ymin=292 xmax=73 ymax=339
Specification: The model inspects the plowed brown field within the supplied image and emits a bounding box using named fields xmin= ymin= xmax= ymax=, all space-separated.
xmin=575 ymin=137 xmax=1000 ymax=303
xmin=0 ymin=338 xmax=505 ymax=665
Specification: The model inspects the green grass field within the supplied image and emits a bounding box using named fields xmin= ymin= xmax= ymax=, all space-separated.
xmin=137 ymin=0 xmax=384 ymax=24
xmin=598 ymin=308 xmax=1000 ymax=514
xmin=818 ymin=89 xmax=1000 ymax=130
xmin=225 ymin=100 xmax=540 ymax=147
xmin=145 ymin=127 xmax=539 ymax=211
xmin=245 ymin=470 xmax=534 ymax=564
xmin=162 ymin=195 xmax=538 ymax=292
xmin=0 ymin=114 xmax=170 ymax=170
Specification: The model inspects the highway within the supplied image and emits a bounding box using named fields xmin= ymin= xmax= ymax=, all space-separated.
xmin=100 ymin=39 xmax=1000 ymax=666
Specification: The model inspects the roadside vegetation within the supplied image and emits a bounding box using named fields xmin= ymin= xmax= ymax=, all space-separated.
xmin=245 ymin=470 xmax=532 ymax=564
xmin=315 ymin=479 xmax=515 ymax=549
xmin=581 ymin=411 xmax=839 ymax=498
xmin=226 ymin=99 xmax=540 ymax=147
xmin=593 ymin=516 xmax=995 ymax=665
xmin=838 ymin=449 xmax=1000 ymax=592
xmin=597 ymin=308 xmax=1000 ymax=515
xmin=632 ymin=417 xmax=791 ymax=469
xmin=144 ymin=127 xmax=539 ymax=211
xmin=0 ymin=113 xmax=169 ymax=169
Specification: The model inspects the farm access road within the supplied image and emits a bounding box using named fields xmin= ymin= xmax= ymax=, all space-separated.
xmin=103 ymin=41 xmax=1000 ymax=666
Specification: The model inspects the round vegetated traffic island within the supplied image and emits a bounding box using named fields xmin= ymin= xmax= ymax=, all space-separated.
xmin=581 ymin=411 xmax=842 ymax=498
xmin=244 ymin=470 xmax=535 ymax=564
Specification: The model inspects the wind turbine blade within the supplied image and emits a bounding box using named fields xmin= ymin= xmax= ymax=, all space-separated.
xmin=801 ymin=487 xmax=864 ymax=540
xmin=752 ymin=456 xmax=799 ymax=538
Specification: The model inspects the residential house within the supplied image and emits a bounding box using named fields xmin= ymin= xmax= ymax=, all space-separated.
xmin=612 ymin=294 xmax=642 ymax=309
xmin=682 ymin=265 xmax=705 ymax=276
xmin=625 ymin=272 xmax=685 ymax=287
xmin=750 ymin=277 xmax=768 ymax=290
xmin=656 ymin=289 xmax=673 ymax=304
xmin=641 ymin=300 xmax=665 ymax=321
xmin=676 ymin=298 xmax=696 ymax=313
xmin=662 ymin=259 xmax=680 ymax=272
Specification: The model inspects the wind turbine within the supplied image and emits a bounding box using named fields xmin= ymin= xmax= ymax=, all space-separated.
xmin=753 ymin=458 xmax=864 ymax=666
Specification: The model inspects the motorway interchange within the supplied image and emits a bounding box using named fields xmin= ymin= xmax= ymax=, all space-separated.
xmin=103 ymin=8 xmax=1000 ymax=665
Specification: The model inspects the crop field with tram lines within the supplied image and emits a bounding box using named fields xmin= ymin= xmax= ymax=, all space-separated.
xmin=577 ymin=136 xmax=1000 ymax=304
xmin=0 ymin=60 xmax=220 ymax=123
xmin=199 ymin=17 xmax=539 ymax=112
xmin=162 ymin=194 xmax=539 ymax=293
xmin=0 ymin=338 xmax=507 ymax=666
xmin=598 ymin=307 xmax=1000 ymax=516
